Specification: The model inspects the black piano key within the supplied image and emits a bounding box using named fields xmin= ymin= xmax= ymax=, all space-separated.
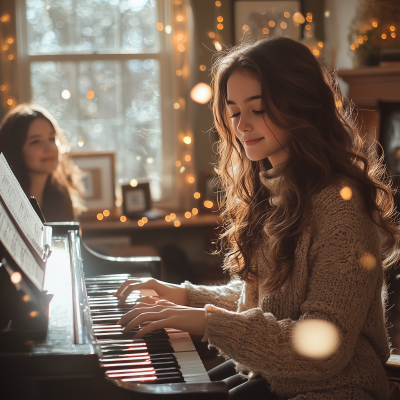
xmin=101 ymin=348 xmax=175 ymax=358
xmin=100 ymin=359 xmax=178 ymax=370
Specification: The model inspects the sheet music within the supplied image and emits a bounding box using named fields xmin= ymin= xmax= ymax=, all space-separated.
xmin=0 ymin=201 xmax=44 ymax=290
xmin=0 ymin=154 xmax=45 ymax=258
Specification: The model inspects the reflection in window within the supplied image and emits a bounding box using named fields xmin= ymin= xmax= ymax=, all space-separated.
xmin=26 ymin=0 xmax=164 ymax=200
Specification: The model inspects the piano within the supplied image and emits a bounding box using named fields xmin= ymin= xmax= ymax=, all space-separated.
xmin=0 ymin=222 xmax=228 ymax=399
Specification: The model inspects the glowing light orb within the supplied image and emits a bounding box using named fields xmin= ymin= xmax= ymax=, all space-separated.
xmin=185 ymin=212 xmax=191 ymax=218
xmin=192 ymin=208 xmax=198 ymax=215
xmin=10 ymin=272 xmax=22 ymax=284
xmin=165 ymin=215 xmax=171 ymax=222
xmin=190 ymin=83 xmax=212 ymax=104
xmin=340 ymin=186 xmax=352 ymax=200
xmin=120 ymin=216 xmax=127 ymax=222
xmin=183 ymin=136 xmax=192 ymax=144
xmin=174 ymin=220 xmax=181 ymax=227
xmin=61 ymin=89 xmax=71 ymax=99
xmin=293 ymin=12 xmax=305 ymax=24
xmin=359 ymin=253 xmax=376 ymax=270
xmin=194 ymin=192 xmax=200 ymax=199
xmin=130 ymin=179 xmax=138 ymax=187
xmin=293 ymin=319 xmax=339 ymax=359
xmin=103 ymin=210 xmax=110 ymax=217
xmin=97 ymin=213 xmax=104 ymax=220
xmin=170 ymin=213 xmax=176 ymax=220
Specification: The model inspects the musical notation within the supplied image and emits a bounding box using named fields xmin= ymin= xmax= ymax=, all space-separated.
xmin=0 ymin=201 xmax=44 ymax=290
xmin=0 ymin=154 xmax=48 ymax=258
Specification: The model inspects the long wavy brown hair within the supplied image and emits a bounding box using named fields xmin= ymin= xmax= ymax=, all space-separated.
xmin=0 ymin=103 xmax=83 ymax=220
xmin=212 ymin=37 xmax=400 ymax=293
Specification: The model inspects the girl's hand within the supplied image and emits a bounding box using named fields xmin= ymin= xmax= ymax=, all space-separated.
xmin=113 ymin=278 xmax=190 ymax=306
xmin=117 ymin=300 xmax=206 ymax=339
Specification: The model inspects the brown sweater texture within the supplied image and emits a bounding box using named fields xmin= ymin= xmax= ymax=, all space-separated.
xmin=183 ymin=164 xmax=391 ymax=399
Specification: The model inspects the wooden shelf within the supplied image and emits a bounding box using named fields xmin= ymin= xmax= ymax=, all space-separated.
xmin=79 ymin=212 xmax=221 ymax=233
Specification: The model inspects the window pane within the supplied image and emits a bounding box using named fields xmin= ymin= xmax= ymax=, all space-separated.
xmin=31 ymin=59 xmax=163 ymax=200
xmin=26 ymin=0 xmax=160 ymax=54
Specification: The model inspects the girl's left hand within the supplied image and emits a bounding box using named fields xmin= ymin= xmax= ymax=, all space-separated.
xmin=117 ymin=299 xmax=206 ymax=339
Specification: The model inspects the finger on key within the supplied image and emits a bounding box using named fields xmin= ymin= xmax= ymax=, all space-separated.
xmin=113 ymin=279 xmax=142 ymax=297
xmin=118 ymin=281 xmax=158 ymax=303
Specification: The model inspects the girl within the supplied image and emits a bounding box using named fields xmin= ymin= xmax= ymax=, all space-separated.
xmin=0 ymin=103 xmax=82 ymax=222
xmin=114 ymin=37 xmax=399 ymax=399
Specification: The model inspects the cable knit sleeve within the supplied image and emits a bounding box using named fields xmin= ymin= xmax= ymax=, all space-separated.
xmin=202 ymin=183 xmax=386 ymax=381
xmin=182 ymin=279 xmax=243 ymax=311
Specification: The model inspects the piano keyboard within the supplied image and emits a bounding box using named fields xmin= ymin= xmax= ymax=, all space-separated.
xmin=85 ymin=274 xmax=210 ymax=385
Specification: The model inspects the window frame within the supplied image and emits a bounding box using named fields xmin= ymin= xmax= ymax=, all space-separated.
xmin=15 ymin=0 xmax=178 ymax=209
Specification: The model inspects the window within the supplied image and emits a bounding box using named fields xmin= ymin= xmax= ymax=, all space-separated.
xmin=16 ymin=0 xmax=176 ymax=204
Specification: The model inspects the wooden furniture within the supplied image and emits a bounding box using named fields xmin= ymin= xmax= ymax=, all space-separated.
xmin=338 ymin=66 xmax=400 ymax=147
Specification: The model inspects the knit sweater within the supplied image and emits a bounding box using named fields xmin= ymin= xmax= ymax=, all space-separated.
xmin=183 ymin=164 xmax=391 ymax=400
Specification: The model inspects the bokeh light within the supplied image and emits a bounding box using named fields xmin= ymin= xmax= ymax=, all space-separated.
xmin=185 ymin=155 xmax=191 ymax=162
xmin=138 ymin=220 xmax=144 ymax=226
xmin=192 ymin=208 xmax=198 ymax=215
xmin=293 ymin=319 xmax=339 ymax=359
xmin=359 ymin=253 xmax=376 ymax=270
xmin=165 ymin=215 xmax=171 ymax=222
xmin=120 ymin=216 xmax=127 ymax=222
xmin=190 ymin=83 xmax=212 ymax=104
xmin=183 ymin=136 xmax=192 ymax=144
xmin=174 ymin=220 xmax=181 ymax=227
xmin=170 ymin=213 xmax=176 ymax=220
xmin=293 ymin=12 xmax=305 ymax=24
xmin=340 ymin=186 xmax=352 ymax=200
xmin=194 ymin=192 xmax=200 ymax=199
xmin=130 ymin=179 xmax=138 ymax=187
xmin=175 ymin=160 xmax=182 ymax=167
xmin=185 ymin=211 xmax=191 ymax=218
xmin=10 ymin=272 xmax=22 ymax=284
xmin=61 ymin=89 xmax=71 ymax=99
xmin=165 ymin=25 xmax=172 ymax=34
xmin=188 ymin=176 xmax=195 ymax=183
xmin=103 ymin=210 xmax=110 ymax=217
xmin=97 ymin=213 xmax=104 ymax=220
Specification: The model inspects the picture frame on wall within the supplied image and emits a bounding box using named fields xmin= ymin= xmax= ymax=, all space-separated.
xmin=121 ymin=182 xmax=152 ymax=218
xmin=68 ymin=152 xmax=116 ymax=214
xmin=234 ymin=1 xmax=302 ymax=45
xmin=200 ymin=171 xmax=221 ymax=213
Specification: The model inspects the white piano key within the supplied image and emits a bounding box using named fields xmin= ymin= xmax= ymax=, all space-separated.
xmin=174 ymin=351 xmax=210 ymax=382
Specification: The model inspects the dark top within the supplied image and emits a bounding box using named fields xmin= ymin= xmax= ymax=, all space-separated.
xmin=41 ymin=182 xmax=75 ymax=222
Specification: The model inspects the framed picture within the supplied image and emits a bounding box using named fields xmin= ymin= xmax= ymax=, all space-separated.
xmin=68 ymin=152 xmax=116 ymax=214
xmin=234 ymin=1 xmax=302 ymax=45
xmin=121 ymin=182 xmax=152 ymax=218
xmin=200 ymin=171 xmax=221 ymax=213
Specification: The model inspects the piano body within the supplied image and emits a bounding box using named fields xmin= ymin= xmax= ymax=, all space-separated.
xmin=0 ymin=222 xmax=228 ymax=400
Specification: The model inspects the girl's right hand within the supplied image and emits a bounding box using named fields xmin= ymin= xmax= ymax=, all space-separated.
xmin=113 ymin=278 xmax=190 ymax=306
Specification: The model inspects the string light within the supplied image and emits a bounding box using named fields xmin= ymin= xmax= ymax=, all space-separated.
xmin=194 ymin=192 xmax=200 ymax=199
xmin=0 ymin=85 xmax=5 ymax=91
xmin=86 ymin=90 xmax=95 ymax=100
xmin=215 ymin=1 xmax=221 ymax=6
xmin=305 ymin=24 xmax=311 ymax=31
xmin=268 ymin=21 xmax=275 ymax=27
xmin=208 ymin=32 xmax=216 ymax=38
xmin=6 ymin=99 xmax=12 ymax=105
xmin=174 ymin=220 xmax=181 ymax=227
xmin=138 ymin=220 xmax=144 ymax=226
xmin=188 ymin=176 xmax=195 ymax=183
xmin=185 ymin=155 xmax=191 ymax=162
xmin=0 ymin=15 xmax=10 ymax=22
xmin=199 ymin=65 xmax=206 ymax=71
xmin=284 ymin=11 xmax=290 ymax=18
xmin=165 ymin=25 xmax=172 ymax=34
xmin=312 ymin=49 xmax=320 ymax=56
xmin=185 ymin=212 xmax=191 ymax=218
xmin=183 ymin=136 xmax=191 ymax=144
xmin=78 ymin=140 xmax=84 ymax=147
xmin=192 ymin=208 xmax=198 ymax=215
xmin=392 ymin=33 xmax=396 ymax=38
xmin=390 ymin=26 xmax=395 ymax=31
xmin=372 ymin=22 xmax=378 ymax=27
xmin=177 ymin=44 xmax=185 ymax=52
xmin=381 ymin=34 xmax=387 ymax=39
xmin=318 ymin=42 xmax=324 ymax=48
xmin=7 ymin=38 xmax=13 ymax=44
xmin=170 ymin=213 xmax=176 ymax=220
xmin=262 ymin=28 xmax=269 ymax=34
xmin=142 ymin=217 xmax=148 ymax=223
xmin=293 ymin=12 xmax=305 ymax=24
xmin=175 ymin=160 xmax=182 ymax=167
xmin=97 ymin=213 xmax=104 ymax=220
xmin=120 ymin=216 xmax=127 ymax=222
xmin=204 ymin=200 xmax=214 ymax=208
xmin=2 ymin=44 xmax=8 ymax=51
xmin=7 ymin=54 xmax=13 ymax=60
xmin=174 ymin=102 xmax=181 ymax=109
xmin=130 ymin=179 xmax=138 ymax=187
xmin=103 ymin=210 xmax=110 ymax=217
xmin=217 ymin=23 xmax=223 ymax=30
xmin=280 ymin=22 xmax=287 ymax=29
xmin=176 ymin=69 xmax=182 ymax=76
xmin=242 ymin=24 xmax=249 ymax=31
xmin=165 ymin=215 xmax=171 ymax=222
xmin=176 ymin=15 xmax=183 ymax=22
xmin=156 ymin=22 xmax=164 ymax=31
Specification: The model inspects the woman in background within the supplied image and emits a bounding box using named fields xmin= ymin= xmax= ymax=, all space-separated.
xmin=0 ymin=103 xmax=81 ymax=222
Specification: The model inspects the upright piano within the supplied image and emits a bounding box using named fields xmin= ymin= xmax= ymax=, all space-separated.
xmin=0 ymin=222 xmax=228 ymax=399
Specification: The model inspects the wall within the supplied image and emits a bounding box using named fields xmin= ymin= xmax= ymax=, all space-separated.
xmin=324 ymin=0 xmax=360 ymax=90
